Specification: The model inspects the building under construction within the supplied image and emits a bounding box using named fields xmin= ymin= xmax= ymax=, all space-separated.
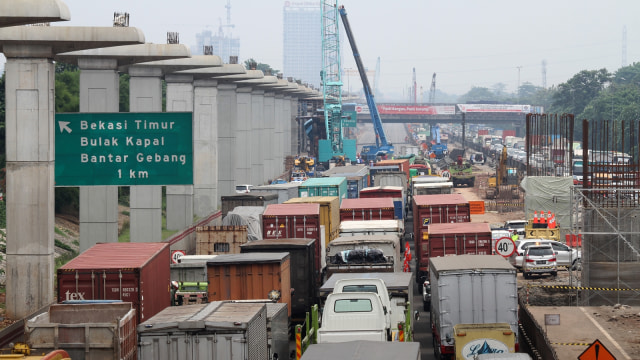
xmin=525 ymin=114 xmax=640 ymax=305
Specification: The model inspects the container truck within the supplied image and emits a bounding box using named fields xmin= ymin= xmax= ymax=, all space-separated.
xmin=412 ymin=194 xmax=471 ymax=225
xmin=284 ymin=196 xmax=340 ymax=247
xmin=195 ymin=225 xmax=248 ymax=255
xmin=429 ymin=255 xmax=518 ymax=360
xmin=26 ymin=302 xmax=137 ymax=360
xmin=414 ymin=220 xmax=491 ymax=285
xmin=240 ymin=238 xmax=318 ymax=323
xmin=325 ymin=234 xmax=401 ymax=276
xmin=359 ymin=186 xmax=406 ymax=219
xmin=206 ymin=252 xmax=292 ymax=318
xmin=137 ymin=302 xmax=271 ymax=360
xmin=262 ymin=203 xmax=325 ymax=284
xmin=339 ymin=197 xmax=396 ymax=221
xmin=373 ymin=159 xmax=410 ymax=183
xmin=57 ymin=242 xmax=170 ymax=325
xmin=298 ymin=177 xmax=348 ymax=204
xmin=220 ymin=192 xmax=278 ymax=218
xmin=252 ymin=182 xmax=302 ymax=203
xmin=321 ymin=164 xmax=369 ymax=198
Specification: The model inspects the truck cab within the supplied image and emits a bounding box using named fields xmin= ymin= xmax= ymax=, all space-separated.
xmin=317 ymin=292 xmax=388 ymax=343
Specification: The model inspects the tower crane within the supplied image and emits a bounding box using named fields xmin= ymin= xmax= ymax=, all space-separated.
xmin=318 ymin=0 xmax=356 ymax=164
xmin=339 ymin=5 xmax=393 ymax=161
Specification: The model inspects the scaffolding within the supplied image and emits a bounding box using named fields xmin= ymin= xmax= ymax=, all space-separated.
xmin=570 ymin=119 xmax=640 ymax=305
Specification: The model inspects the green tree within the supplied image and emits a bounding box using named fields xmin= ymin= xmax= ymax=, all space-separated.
xmin=550 ymin=68 xmax=611 ymax=115
xmin=55 ymin=63 xmax=80 ymax=113
xmin=119 ymin=73 xmax=130 ymax=112
xmin=243 ymin=58 xmax=280 ymax=76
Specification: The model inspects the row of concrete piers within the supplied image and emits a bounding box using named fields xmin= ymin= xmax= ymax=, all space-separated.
xmin=0 ymin=0 xmax=321 ymax=318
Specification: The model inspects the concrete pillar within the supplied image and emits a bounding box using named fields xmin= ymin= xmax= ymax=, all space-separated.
xmin=165 ymin=74 xmax=194 ymax=230
xmin=77 ymin=58 xmax=120 ymax=253
xmin=128 ymin=66 xmax=163 ymax=242
xmin=251 ymin=89 xmax=265 ymax=186
xmin=289 ymin=97 xmax=298 ymax=156
xmin=4 ymin=49 xmax=56 ymax=318
xmin=282 ymin=96 xmax=293 ymax=159
xmin=193 ymin=79 xmax=219 ymax=216
xmin=217 ymin=83 xmax=238 ymax=198
xmin=274 ymin=94 xmax=284 ymax=178
xmin=236 ymin=87 xmax=253 ymax=184
xmin=263 ymin=92 xmax=275 ymax=182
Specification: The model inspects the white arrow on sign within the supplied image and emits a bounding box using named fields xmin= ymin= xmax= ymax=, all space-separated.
xmin=58 ymin=121 xmax=72 ymax=134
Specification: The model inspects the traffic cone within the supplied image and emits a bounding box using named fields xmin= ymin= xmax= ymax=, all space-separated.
xmin=540 ymin=211 xmax=547 ymax=227
xmin=548 ymin=213 xmax=556 ymax=229
xmin=545 ymin=211 xmax=552 ymax=228
xmin=533 ymin=211 xmax=539 ymax=227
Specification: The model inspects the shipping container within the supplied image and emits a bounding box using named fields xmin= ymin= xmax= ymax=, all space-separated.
xmin=220 ymin=192 xmax=278 ymax=218
xmin=241 ymin=238 xmax=317 ymax=322
xmin=339 ymin=219 xmax=404 ymax=238
xmin=57 ymin=242 xmax=170 ymax=325
xmin=298 ymin=177 xmax=348 ymax=204
xmin=252 ymin=182 xmax=302 ymax=203
xmin=373 ymin=159 xmax=410 ymax=183
xmin=368 ymin=165 xmax=399 ymax=187
xmin=321 ymin=165 xmax=369 ymax=199
xmin=206 ymin=253 xmax=292 ymax=317
xmin=415 ymin=222 xmax=492 ymax=284
xmin=339 ymin=197 xmax=395 ymax=221
xmin=454 ymin=323 xmax=517 ymax=360
xmin=137 ymin=302 xmax=268 ymax=360
xmin=196 ymin=225 xmax=248 ymax=255
xmin=412 ymin=194 xmax=470 ymax=226
xmin=359 ymin=186 xmax=406 ymax=219
xmin=430 ymin=255 xmax=518 ymax=359
xmin=26 ymin=302 xmax=136 ymax=360
xmin=284 ymin=196 xmax=340 ymax=247
xmin=262 ymin=203 xmax=325 ymax=284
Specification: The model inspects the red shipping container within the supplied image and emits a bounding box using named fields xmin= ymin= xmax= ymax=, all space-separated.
xmin=57 ymin=242 xmax=170 ymax=325
xmin=412 ymin=194 xmax=470 ymax=284
xmin=339 ymin=197 xmax=395 ymax=221
xmin=478 ymin=129 xmax=489 ymax=136
xmin=262 ymin=203 xmax=323 ymax=284
xmin=502 ymin=129 xmax=516 ymax=140
xmin=373 ymin=159 xmax=411 ymax=182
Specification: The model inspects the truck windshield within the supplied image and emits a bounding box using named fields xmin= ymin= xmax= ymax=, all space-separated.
xmin=334 ymin=299 xmax=373 ymax=312
xmin=341 ymin=285 xmax=379 ymax=294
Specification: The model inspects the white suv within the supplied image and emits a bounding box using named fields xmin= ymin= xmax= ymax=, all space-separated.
xmin=508 ymin=239 xmax=580 ymax=271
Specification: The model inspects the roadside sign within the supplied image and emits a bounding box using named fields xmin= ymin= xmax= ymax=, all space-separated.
xmin=55 ymin=112 xmax=193 ymax=186
xmin=171 ymin=250 xmax=186 ymax=264
xmin=441 ymin=170 xmax=450 ymax=179
xmin=495 ymin=237 xmax=516 ymax=257
xmin=578 ymin=339 xmax=616 ymax=360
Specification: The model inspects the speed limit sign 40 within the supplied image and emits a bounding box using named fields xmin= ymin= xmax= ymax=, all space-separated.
xmin=171 ymin=250 xmax=186 ymax=264
xmin=495 ymin=237 xmax=516 ymax=257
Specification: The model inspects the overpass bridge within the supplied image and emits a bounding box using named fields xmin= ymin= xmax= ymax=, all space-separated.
xmin=352 ymin=103 xmax=538 ymax=127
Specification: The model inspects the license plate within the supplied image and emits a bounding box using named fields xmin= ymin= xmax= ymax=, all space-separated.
xmin=536 ymin=260 xmax=546 ymax=265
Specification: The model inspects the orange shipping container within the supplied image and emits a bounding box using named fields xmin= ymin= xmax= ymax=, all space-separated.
xmin=284 ymin=196 xmax=340 ymax=247
xmin=207 ymin=252 xmax=292 ymax=318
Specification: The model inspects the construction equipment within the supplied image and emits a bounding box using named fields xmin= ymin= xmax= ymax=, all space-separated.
xmin=318 ymin=1 xmax=356 ymax=163
xmin=486 ymin=145 xmax=519 ymax=199
xmin=339 ymin=6 xmax=394 ymax=162
xmin=294 ymin=155 xmax=316 ymax=177
xmin=446 ymin=148 xmax=475 ymax=187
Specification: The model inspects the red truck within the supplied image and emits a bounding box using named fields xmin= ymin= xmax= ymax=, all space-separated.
xmin=262 ymin=203 xmax=324 ymax=284
xmin=412 ymin=194 xmax=473 ymax=283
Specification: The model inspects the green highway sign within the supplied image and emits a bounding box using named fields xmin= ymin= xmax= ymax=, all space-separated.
xmin=55 ymin=112 xmax=193 ymax=186
xmin=343 ymin=109 xmax=357 ymax=127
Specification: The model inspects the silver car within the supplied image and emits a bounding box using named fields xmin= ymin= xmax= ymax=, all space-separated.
xmin=522 ymin=244 xmax=557 ymax=279
xmin=509 ymin=239 xmax=580 ymax=271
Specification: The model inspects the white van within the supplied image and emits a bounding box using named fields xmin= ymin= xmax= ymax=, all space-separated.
xmin=235 ymin=184 xmax=253 ymax=193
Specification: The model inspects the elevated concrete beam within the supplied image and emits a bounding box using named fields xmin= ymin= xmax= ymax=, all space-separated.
xmin=176 ymin=63 xmax=246 ymax=79
xmin=56 ymin=43 xmax=192 ymax=67
xmin=0 ymin=26 xmax=145 ymax=56
xmin=0 ymin=0 xmax=70 ymax=27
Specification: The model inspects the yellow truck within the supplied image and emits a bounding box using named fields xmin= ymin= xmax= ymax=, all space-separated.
xmin=453 ymin=323 xmax=516 ymax=360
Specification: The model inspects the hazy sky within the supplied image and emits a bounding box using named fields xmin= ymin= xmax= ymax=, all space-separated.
xmin=3 ymin=0 xmax=640 ymax=101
